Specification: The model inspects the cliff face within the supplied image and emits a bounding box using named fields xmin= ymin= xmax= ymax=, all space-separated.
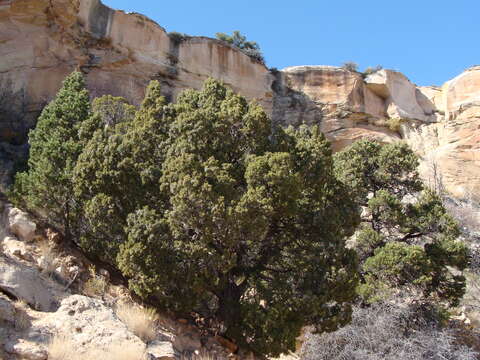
xmin=0 ymin=0 xmax=273 ymax=145
xmin=273 ymin=66 xmax=480 ymax=198
xmin=1 ymin=0 xmax=479 ymax=199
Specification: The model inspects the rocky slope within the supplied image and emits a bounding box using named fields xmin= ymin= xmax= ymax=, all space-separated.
xmin=1 ymin=0 xmax=479 ymax=199
xmin=0 ymin=201 xmax=244 ymax=360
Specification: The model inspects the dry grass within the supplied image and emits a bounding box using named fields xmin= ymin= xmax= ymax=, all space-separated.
xmin=116 ymin=302 xmax=159 ymax=342
xmin=83 ymin=266 xmax=108 ymax=298
xmin=48 ymin=335 xmax=76 ymax=360
xmin=48 ymin=335 xmax=147 ymax=360
xmin=13 ymin=300 xmax=31 ymax=331
xmin=181 ymin=351 xmax=217 ymax=360
xmin=102 ymin=344 xmax=147 ymax=360
xmin=39 ymin=241 xmax=58 ymax=276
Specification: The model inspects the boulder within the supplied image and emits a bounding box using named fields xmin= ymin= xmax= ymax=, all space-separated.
xmin=0 ymin=255 xmax=58 ymax=311
xmin=147 ymin=340 xmax=176 ymax=360
xmin=1 ymin=235 xmax=32 ymax=261
xmin=5 ymin=206 xmax=37 ymax=242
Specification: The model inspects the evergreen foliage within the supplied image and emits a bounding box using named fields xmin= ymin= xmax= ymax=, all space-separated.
xmin=334 ymin=140 xmax=469 ymax=307
xmin=73 ymin=78 xmax=360 ymax=355
xmin=12 ymin=71 xmax=91 ymax=239
xmin=215 ymin=31 xmax=264 ymax=63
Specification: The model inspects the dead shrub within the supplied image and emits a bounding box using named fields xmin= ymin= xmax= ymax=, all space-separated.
xmin=301 ymin=303 xmax=478 ymax=360
xmin=39 ymin=241 xmax=58 ymax=276
xmin=83 ymin=266 xmax=108 ymax=298
xmin=14 ymin=300 xmax=31 ymax=331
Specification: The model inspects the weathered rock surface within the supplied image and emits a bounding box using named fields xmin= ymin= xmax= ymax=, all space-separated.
xmin=4 ymin=340 xmax=47 ymax=360
xmin=0 ymin=255 xmax=60 ymax=311
xmin=4 ymin=205 xmax=37 ymax=242
xmin=147 ymin=340 xmax=176 ymax=360
xmin=365 ymin=69 xmax=438 ymax=122
xmin=0 ymin=206 xmax=243 ymax=359
xmin=40 ymin=295 xmax=147 ymax=350
xmin=0 ymin=293 xmax=15 ymax=323
xmin=1 ymin=0 xmax=480 ymax=199
xmin=0 ymin=0 xmax=273 ymax=145
xmin=272 ymin=66 xmax=400 ymax=151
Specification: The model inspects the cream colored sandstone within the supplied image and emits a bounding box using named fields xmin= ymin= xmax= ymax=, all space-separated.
xmin=1 ymin=0 xmax=480 ymax=199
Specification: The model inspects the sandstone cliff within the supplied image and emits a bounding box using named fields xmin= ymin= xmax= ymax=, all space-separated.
xmin=0 ymin=0 xmax=479 ymax=199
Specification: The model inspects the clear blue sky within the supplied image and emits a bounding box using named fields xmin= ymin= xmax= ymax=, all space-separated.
xmin=102 ymin=0 xmax=479 ymax=86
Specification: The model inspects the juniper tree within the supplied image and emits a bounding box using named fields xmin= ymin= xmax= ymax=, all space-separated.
xmin=75 ymin=78 xmax=360 ymax=356
xmin=334 ymin=140 xmax=468 ymax=307
xmin=13 ymin=71 xmax=91 ymax=239
xmin=74 ymin=87 xmax=165 ymax=262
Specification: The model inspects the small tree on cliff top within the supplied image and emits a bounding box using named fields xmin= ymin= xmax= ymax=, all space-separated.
xmin=75 ymin=78 xmax=360 ymax=356
xmin=334 ymin=139 xmax=469 ymax=307
xmin=13 ymin=71 xmax=91 ymax=239
xmin=216 ymin=31 xmax=264 ymax=62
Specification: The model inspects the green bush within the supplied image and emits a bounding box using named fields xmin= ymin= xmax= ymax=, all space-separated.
xmin=12 ymin=72 xmax=91 ymax=240
xmin=168 ymin=31 xmax=189 ymax=44
xmin=215 ymin=31 xmax=264 ymax=63
xmin=334 ymin=140 xmax=468 ymax=307
xmin=72 ymin=78 xmax=360 ymax=356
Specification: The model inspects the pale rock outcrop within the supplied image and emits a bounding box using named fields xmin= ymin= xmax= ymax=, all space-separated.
xmin=418 ymin=86 xmax=445 ymax=113
xmin=0 ymin=254 xmax=60 ymax=311
xmin=2 ymin=235 xmax=32 ymax=261
xmin=404 ymin=67 xmax=480 ymax=198
xmin=5 ymin=205 xmax=37 ymax=242
xmin=444 ymin=66 xmax=480 ymax=119
xmin=0 ymin=0 xmax=273 ymax=145
xmin=147 ymin=340 xmax=177 ymax=360
xmin=40 ymin=295 xmax=147 ymax=350
xmin=4 ymin=340 xmax=47 ymax=360
xmin=365 ymin=69 xmax=437 ymax=122
xmin=1 ymin=0 xmax=480 ymax=200
xmin=273 ymin=66 xmax=398 ymax=151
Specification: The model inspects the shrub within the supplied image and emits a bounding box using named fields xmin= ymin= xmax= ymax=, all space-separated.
xmin=116 ymin=302 xmax=159 ymax=342
xmin=362 ymin=65 xmax=383 ymax=77
xmin=301 ymin=303 xmax=478 ymax=360
xmin=342 ymin=61 xmax=359 ymax=72
xmin=83 ymin=266 xmax=107 ymax=298
xmin=240 ymin=47 xmax=264 ymax=62
xmin=48 ymin=335 xmax=76 ymax=360
xmin=39 ymin=241 xmax=57 ymax=276
xmin=12 ymin=72 xmax=91 ymax=241
xmin=387 ymin=117 xmax=404 ymax=132
xmin=75 ymin=78 xmax=360 ymax=356
xmin=169 ymin=31 xmax=189 ymax=44
xmin=335 ymin=140 xmax=468 ymax=307
xmin=14 ymin=300 xmax=31 ymax=330
xmin=215 ymin=31 xmax=265 ymax=63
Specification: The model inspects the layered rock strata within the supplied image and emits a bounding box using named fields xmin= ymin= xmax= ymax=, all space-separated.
xmin=0 ymin=0 xmax=479 ymax=198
